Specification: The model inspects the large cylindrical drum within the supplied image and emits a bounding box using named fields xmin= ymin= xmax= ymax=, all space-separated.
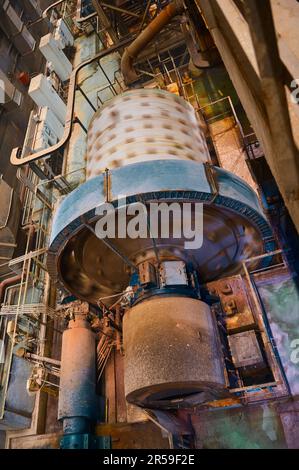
xmin=123 ymin=296 xmax=227 ymax=408
xmin=86 ymin=88 xmax=210 ymax=179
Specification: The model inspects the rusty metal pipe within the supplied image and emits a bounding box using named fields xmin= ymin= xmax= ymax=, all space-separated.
xmin=10 ymin=37 xmax=132 ymax=167
xmin=121 ymin=0 xmax=185 ymax=85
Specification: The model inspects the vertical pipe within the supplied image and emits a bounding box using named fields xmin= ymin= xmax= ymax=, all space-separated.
xmin=58 ymin=315 xmax=97 ymax=437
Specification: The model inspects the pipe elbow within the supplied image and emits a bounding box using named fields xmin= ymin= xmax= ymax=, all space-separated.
xmin=121 ymin=0 xmax=185 ymax=86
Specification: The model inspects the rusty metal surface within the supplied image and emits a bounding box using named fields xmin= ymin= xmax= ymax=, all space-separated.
xmin=123 ymin=296 xmax=227 ymax=408
xmin=9 ymin=432 xmax=62 ymax=449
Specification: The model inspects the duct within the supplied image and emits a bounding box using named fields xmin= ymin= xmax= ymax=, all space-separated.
xmin=10 ymin=37 xmax=133 ymax=169
xmin=39 ymin=33 xmax=73 ymax=82
xmin=120 ymin=0 xmax=185 ymax=85
xmin=0 ymin=1 xmax=36 ymax=56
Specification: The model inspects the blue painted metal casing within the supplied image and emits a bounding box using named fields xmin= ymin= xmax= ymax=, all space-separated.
xmin=60 ymin=433 xmax=111 ymax=449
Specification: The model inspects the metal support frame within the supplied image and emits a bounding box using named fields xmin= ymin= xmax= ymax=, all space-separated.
xmin=244 ymin=0 xmax=299 ymax=205
xmin=100 ymin=3 xmax=141 ymax=19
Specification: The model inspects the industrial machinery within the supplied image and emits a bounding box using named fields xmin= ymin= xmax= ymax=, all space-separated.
xmin=0 ymin=0 xmax=299 ymax=451
xmin=45 ymin=87 xmax=275 ymax=446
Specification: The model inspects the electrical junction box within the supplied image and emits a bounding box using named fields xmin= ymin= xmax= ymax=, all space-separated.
xmin=138 ymin=262 xmax=157 ymax=287
xmin=208 ymin=276 xmax=257 ymax=333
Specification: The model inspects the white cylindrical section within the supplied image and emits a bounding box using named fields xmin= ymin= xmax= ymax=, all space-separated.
xmin=86 ymin=88 xmax=210 ymax=179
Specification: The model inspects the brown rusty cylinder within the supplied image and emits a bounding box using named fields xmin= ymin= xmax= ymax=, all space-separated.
xmin=58 ymin=317 xmax=97 ymax=425
xmin=123 ymin=296 xmax=227 ymax=408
